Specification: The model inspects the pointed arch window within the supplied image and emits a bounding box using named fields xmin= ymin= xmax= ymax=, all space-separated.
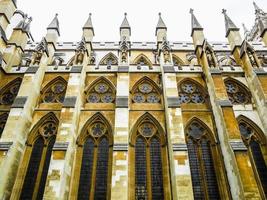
xmin=238 ymin=117 xmax=267 ymax=198
xmin=40 ymin=77 xmax=67 ymax=104
xmin=85 ymin=77 xmax=116 ymax=103
xmin=186 ymin=120 xmax=220 ymax=199
xmin=17 ymin=113 xmax=58 ymax=199
xmin=133 ymin=54 xmax=153 ymax=68
xmin=177 ymin=79 xmax=206 ymax=104
xmin=224 ymin=79 xmax=251 ymax=104
xmin=131 ymin=77 xmax=161 ymax=104
xmin=0 ymin=78 xmax=22 ymax=105
xmin=99 ymin=52 xmax=118 ymax=66
xmin=0 ymin=113 xmax=8 ymax=137
xmin=131 ymin=114 xmax=168 ymax=199
xmin=74 ymin=113 xmax=113 ymax=199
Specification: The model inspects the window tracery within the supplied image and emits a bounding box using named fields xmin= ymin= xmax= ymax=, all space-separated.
xmin=85 ymin=77 xmax=116 ymax=104
xmin=132 ymin=114 xmax=165 ymax=200
xmin=18 ymin=113 xmax=58 ymax=199
xmin=225 ymin=79 xmax=251 ymax=104
xmin=177 ymin=80 xmax=206 ymax=104
xmin=131 ymin=77 xmax=161 ymax=104
xmin=75 ymin=113 xmax=112 ymax=199
xmin=133 ymin=54 xmax=153 ymax=69
xmin=0 ymin=78 xmax=22 ymax=105
xmin=99 ymin=52 xmax=118 ymax=65
xmin=186 ymin=119 xmax=220 ymax=199
xmin=41 ymin=77 xmax=67 ymax=104
xmin=238 ymin=117 xmax=267 ymax=198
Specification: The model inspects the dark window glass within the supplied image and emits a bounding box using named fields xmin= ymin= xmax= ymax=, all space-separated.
xmin=250 ymin=140 xmax=267 ymax=196
xmin=187 ymin=139 xmax=205 ymax=199
xmin=0 ymin=113 xmax=8 ymax=137
xmin=20 ymin=137 xmax=44 ymax=199
xmin=201 ymin=139 xmax=220 ymax=199
xmin=36 ymin=136 xmax=56 ymax=199
xmin=150 ymin=137 xmax=164 ymax=200
xmin=94 ymin=137 xmax=109 ymax=200
xmin=135 ymin=137 xmax=147 ymax=200
xmin=78 ymin=138 xmax=94 ymax=200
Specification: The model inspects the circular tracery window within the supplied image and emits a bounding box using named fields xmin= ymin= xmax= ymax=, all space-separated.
xmin=178 ymin=81 xmax=205 ymax=104
xmin=101 ymin=93 xmax=114 ymax=103
xmin=95 ymin=83 xmax=109 ymax=93
xmin=147 ymin=93 xmax=160 ymax=103
xmin=88 ymin=93 xmax=100 ymax=103
xmin=90 ymin=123 xmax=106 ymax=137
xmin=225 ymin=80 xmax=251 ymax=104
xmin=40 ymin=122 xmax=57 ymax=138
xmin=188 ymin=122 xmax=205 ymax=140
xmin=139 ymin=83 xmax=153 ymax=94
xmin=139 ymin=123 xmax=155 ymax=137
xmin=133 ymin=93 xmax=146 ymax=103
xmin=239 ymin=122 xmax=253 ymax=138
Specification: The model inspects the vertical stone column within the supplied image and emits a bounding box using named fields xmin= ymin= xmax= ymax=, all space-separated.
xmin=0 ymin=53 xmax=49 ymax=199
xmin=161 ymin=65 xmax=194 ymax=200
xmin=44 ymin=65 xmax=86 ymax=199
xmin=110 ymin=71 xmax=129 ymax=200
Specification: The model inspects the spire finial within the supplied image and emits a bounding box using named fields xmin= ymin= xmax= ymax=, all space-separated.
xmin=156 ymin=12 xmax=167 ymax=35
xmin=190 ymin=8 xmax=203 ymax=36
xmin=120 ymin=12 xmax=131 ymax=34
xmin=47 ymin=13 xmax=60 ymax=36
xmin=222 ymin=9 xmax=239 ymax=37
xmin=83 ymin=12 xmax=94 ymax=35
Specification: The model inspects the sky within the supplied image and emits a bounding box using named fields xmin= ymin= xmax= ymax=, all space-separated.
xmin=17 ymin=0 xmax=267 ymax=42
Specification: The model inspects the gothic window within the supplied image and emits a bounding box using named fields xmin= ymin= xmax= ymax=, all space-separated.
xmin=18 ymin=113 xmax=58 ymax=199
xmin=131 ymin=77 xmax=161 ymax=104
xmin=238 ymin=117 xmax=267 ymax=198
xmin=177 ymin=79 xmax=206 ymax=105
xmin=0 ymin=78 xmax=22 ymax=105
xmin=41 ymin=77 xmax=67 ymax=104
xmin=85 ymin=77 xmax=116 ymax=104
xmin=0 ymin=113 xmax=8 ymax=137
xmin=75 ymin=113 xmax=113 ymax=199
xmin=99 ymin=52 xmax=118 ymax=65
xmin=133 ymin=54 xmax=153 ymax=68
xmin=186 ymin=119 xmax=220 ymax=199
xmin=224 ymin=79 xmax=251 ymax=104
xmin=131 ymin=113 xmax=167 ymax=199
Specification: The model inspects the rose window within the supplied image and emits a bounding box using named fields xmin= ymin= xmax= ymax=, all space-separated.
xmin=132 ymin=80 xmax=161 ymax=104
xmin=40 ymin=122 xmax=57 ymax=138
xmin=225 ymin=80 xmax=251 ymax=104
xmin=41 ymin=79 xmax=67 ymax=104
xmin=139 ymin=123 xmax=155 ymax=137
xmin=90 ymin=123 xmax=106 ymax=137
xmin=188 ymin=122 xmax=205 ymax=140
xmin=86 ymin=79 xmax=115 ymax=104
xmin=178 ymin=81 xmax=206 ymax=104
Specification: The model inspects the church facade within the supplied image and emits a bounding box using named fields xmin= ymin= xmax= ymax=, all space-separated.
xmin=0 ymin=1 xmax=267 ymax=199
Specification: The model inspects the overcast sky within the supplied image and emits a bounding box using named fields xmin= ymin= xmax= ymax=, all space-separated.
xmin=17 ymin=0 xmax=267 ymax=42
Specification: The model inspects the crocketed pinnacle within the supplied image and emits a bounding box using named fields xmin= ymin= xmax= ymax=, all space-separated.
xmin=190 ymin=8 xmax=203 ymax=36
xmin=83 ymin=13 xmax=94 ymax=35
xmin=47 ymin=13 xmax=60 ymax=36
xmin=156 ymin=12 xmax=167 ymax=35
xmin=222 ymin=9 xmax=239 ymax=37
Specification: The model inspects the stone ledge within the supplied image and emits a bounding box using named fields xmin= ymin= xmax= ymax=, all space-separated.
xmin=113 ymin=143 xmax=128 ymax=151
xmin=209 ymin=68 xmax=221 ymax=74
xmin=53 ymin=142 xmax=69 ymax=150
xmin=0 ymin=142 xmax=13 ymax=150
xmin=118 ymin=66 xmax=129 ymax=72
xmin=229 ymin=141 xmax=247 ymax=151
xmin=11 ymin=96 xmax=27 ymax=108
xmin=172 ymin=143 xmax=187 ymax=151
xmin=167 ymin=97 xmax=180 ymax=108
xmin=254 ymin=68 xmax=267 ymax=75
xmin=217 ymin=99 xmax=232 ymax=107
xmin=25 ymin=66 xmax=38 ymax=73
xmin=70 ymin=66 xmax=83 ymax=73
xmin=116 ymin=96 xmax=128 ymax=108
xmin=63 ymin=96 xmax=77 ymax=108
xmin=163 ymin=66 xmax=175 ymax=73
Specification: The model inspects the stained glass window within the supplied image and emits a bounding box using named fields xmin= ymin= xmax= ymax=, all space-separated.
xmin=135 ymin=137 xmax=147 ymax=200
xmin=186 ymin=121 xmax=220 ymax=199
xmin=225 ymin=80 xmax=251 ymax=104
xmin=238 ymin=120 xmax=267 ymax=197
xmin=178 ymin=80 xmax=206 ymax=105
xmin=86 ymin=78 xmax=116 ymax=104
xmin=41 ymin=78 xmax=67 ymax=103
xmin=132 ymin=78 xmax=161 ymax=104
xmin=0 ymin=78 xmax=22 ymax=105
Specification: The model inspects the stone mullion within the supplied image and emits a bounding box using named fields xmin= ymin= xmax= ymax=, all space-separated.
xmin=110 ymin=72 xmax=129 ymax=200
xmin=43 ymin=65 xmax=86 ymax=199
xmin=196 ymin=47 xmax=244 ymax=199
xmin=0 ymin=53 xmax=49 ymax=199
xmin=160 ymin=50 xmax=193 ymax=200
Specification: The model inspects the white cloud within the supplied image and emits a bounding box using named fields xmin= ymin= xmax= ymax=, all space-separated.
xmin=17 ymin=0 xmax=267 ymax=42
